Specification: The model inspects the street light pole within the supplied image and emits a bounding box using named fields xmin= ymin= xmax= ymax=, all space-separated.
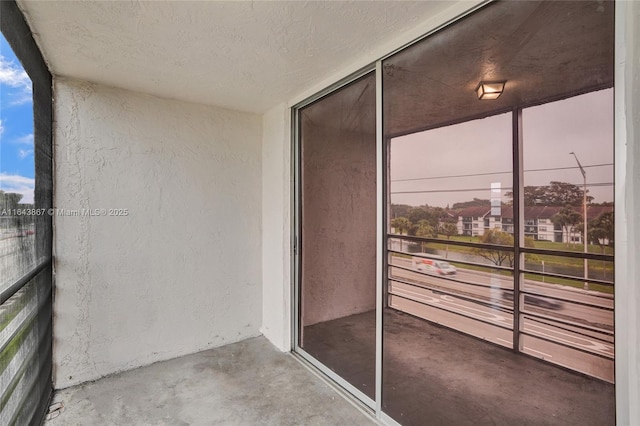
xmin=570 ymin=152 xmax=588 ymax=290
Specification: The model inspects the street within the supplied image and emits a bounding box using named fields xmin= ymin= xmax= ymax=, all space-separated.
xmin=388 ymin=257 xmax=614 ymax=383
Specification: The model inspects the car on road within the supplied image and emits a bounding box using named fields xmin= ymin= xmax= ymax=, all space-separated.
xmin=415 ymin=258 xmax=457 ymax=276
xmin=502 ymin=290 xmax=563 ymax=310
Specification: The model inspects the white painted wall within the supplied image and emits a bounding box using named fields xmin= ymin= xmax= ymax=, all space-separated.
xmin=615 ymin=2 xmax=640 ymax=424
xmin=260 ymin=104 xmax=291 ymax=351
xmin=53 ymin=79 xmax=263 ymax=389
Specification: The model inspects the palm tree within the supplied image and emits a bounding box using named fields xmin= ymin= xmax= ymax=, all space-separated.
xmin=415 ymin=220 xmax=436 ymax=253
xmin=440 ymin=222 xmax=458 ymax=258
xmin=391 ymin=217 xmax=412 ymax=252
xmin=391 ymin=217 xmax=411 ymax=235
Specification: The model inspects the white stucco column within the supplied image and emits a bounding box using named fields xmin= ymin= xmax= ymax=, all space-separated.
xmin=615 ymin=1 xmax=640 ymax=424
xmin=261 ymin=104 xmax=292 ymax=351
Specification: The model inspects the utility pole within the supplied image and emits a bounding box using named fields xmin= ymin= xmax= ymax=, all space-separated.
xmin=570 ymin=152 xmax=588 ymax=290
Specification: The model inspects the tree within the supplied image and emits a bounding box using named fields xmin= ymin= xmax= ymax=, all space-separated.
xmin=390 ymin=204 xmax=412 ymax=219
xmin=452 ymin=198 xmax=490 ymax=209
xmin=588 ymin=211 xmax=614 ymax=279
xmin=473 ymin=229 xmax=514 ymax=267
xmin=552 ymin=206 xmax=582 ymax=246
xmin=473 ymin=230 xmax=536 ymax=267
xmin=505 ymin=181 xmax=593 ymax=206
xmin=391 ymin=217 xmax=411 ymax=235
xmin=439 ymin=222 xmax=458 ymax=239
xmin=588 ymin=211 xmax=614 ymax=247
xmin=415 ymin=220 xmax=436 ymax=253
xmin=407 ymin=206 xmax=438 ymax=227
xmin=439 ymin=222 xmax=458 ymax=258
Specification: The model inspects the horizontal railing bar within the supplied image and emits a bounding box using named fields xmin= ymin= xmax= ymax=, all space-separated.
xmin=388 ymin=276 xmax=513 ymax=314
xmin=389 ymin=291 xmax=513 ymax=332
xmin=0 ymin=310 xmax=52 ymax=425
xmin=389 ymin=262 xmax=512 ymax=291
xmin=388 ymin=233 xmax=514 ymax=252
xmin=0 ymin=257 xmax=51 ymax=305
xmin=388 ymin=249 xmax=514 ymax=272
xmin=0 ymin=286 xmax=49 ymax=359
xmin=510 ymin=288 xmax=615 ymax=311
xmin=388 ymin=234 xmax=614 ymax=263
xmin=521 ymin=269 xmax=614 ymax=286
xmin=520 ymin=246 xmax=614 ymax=262
xmin=388 ymin=234 xmax=614 ymax=262
xmin=391 ymin=262 xmax=613 ymax=310
xmin=16 ymin=324 xmax=52 ymax=425
xmin=390 ymin=275 xmax=613 ymax=337
xmin=520 ymin=329 xmax=614 ymax=360
xmin=524 ymin=314 xmax=614 ymax=341
xmin=519 ymin=304 xmax=614 ymax=336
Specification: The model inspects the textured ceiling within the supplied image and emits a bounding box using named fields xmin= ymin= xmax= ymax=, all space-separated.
xmin=293 ymin=1 xmax=614 ymax=139
xmin=17 ymin=0 xmax=456 ymax=114
xmin=383 ymin=0 xmax=614 ymax=136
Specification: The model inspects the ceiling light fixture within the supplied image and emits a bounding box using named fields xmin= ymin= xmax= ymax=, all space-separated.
xmin=475 ymin=80 xmax=506 ymax=100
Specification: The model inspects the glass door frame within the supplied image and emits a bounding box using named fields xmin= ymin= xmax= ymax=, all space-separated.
xmin=291 ymin=64 xmax=378 ymax=413
xmin=290 ymin=1 xmax=617 ymax=424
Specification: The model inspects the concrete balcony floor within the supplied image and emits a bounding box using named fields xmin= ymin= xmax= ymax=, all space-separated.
xmin=45 ymin=337 xmax=373 ymax=426
xmin=303 ymin=309 xmax=615 ymax=426
xmin=45 ymin=309 xmax=615 ymax=426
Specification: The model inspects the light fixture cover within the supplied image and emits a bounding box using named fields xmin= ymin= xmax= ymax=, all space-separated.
xmin=475 ymin=80 xmax=506 ymax=100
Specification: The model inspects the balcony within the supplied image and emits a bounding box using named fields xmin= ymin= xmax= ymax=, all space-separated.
xmin=1 ymin=1 xmax=639 ymax=425
xmin=44 ymin=337 xmax=373 ymax=425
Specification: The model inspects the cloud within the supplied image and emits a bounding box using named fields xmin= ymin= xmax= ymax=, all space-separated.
xmin=18 ymin=149 xmax=34 ymax=159
xmin=0 ymin=173 xmax=34 ymax=204
xmin=0 ymin=119 xmax=4 ymax=136
xmin=14 ymin=133 xmax=34 ymax=145
xmin=0 ymin=55 xmax=32 ymax=105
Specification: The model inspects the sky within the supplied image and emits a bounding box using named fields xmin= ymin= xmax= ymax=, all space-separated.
xmin=390 ymin=89 xmax=614 ymax=208
xmin=0 ymin=32 xmax=35 ymax=205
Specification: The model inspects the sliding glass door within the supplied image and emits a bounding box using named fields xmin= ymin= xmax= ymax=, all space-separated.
xmin=294 ymin=1 xmax=615 ymax=424
xmin=296 ymin=72 xmax=377 ymax=403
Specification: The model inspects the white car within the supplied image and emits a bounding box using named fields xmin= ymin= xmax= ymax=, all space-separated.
xmin=415 ymin=258 xmax=457 ymax=276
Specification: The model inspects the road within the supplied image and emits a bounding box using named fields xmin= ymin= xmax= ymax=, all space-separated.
xmin=388 ymin=257 xmax=615 ymax=383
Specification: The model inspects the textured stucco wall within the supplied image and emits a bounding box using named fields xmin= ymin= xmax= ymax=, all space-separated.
xmin=300 ymin=127 xmax=376 ymax=326
xmin=260 ymin=104 xmax=291 ymax=351
xmin=615 ymin=2 xmax=640 ymax=424
xmin=53 ymin=79 xmax=262 ymax=389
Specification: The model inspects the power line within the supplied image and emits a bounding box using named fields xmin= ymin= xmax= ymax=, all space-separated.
xmin=390 ymin=163 xmax=614 ymax=182
xmin=391 ymin=182 xmax=614 ymax=195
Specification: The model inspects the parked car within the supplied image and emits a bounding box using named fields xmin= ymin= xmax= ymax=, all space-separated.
xmin=502 ymin=290 xmax=562 ymax=310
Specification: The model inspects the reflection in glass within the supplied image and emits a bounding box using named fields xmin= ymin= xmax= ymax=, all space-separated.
xmin=390 ymin=113 xmax=513 ymax=244
xmin=298 ymin=73 xmax=376 ymax=399
xmin=521 ymin=91 xmax=614 ymax=380
xmin=388 ymin=254 xmax=514 ymax=347
xmin=382 ymin=1 xmax=614 ymax=424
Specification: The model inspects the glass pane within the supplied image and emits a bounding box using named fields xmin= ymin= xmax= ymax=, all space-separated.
xmin=389 ymin=258 xmax=514 ymax=347
xmin=522 ymin=90 xmax=614 ymax=381
xmin=298 ymin=73 xmax=376 ymax=399
xmin=0 ymin=33 xmax=36 ymax=291
xmin=382 ymin=1 xmax=614 ymax=424
xmin=390 ymin=113 xmax=513 ymax=246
